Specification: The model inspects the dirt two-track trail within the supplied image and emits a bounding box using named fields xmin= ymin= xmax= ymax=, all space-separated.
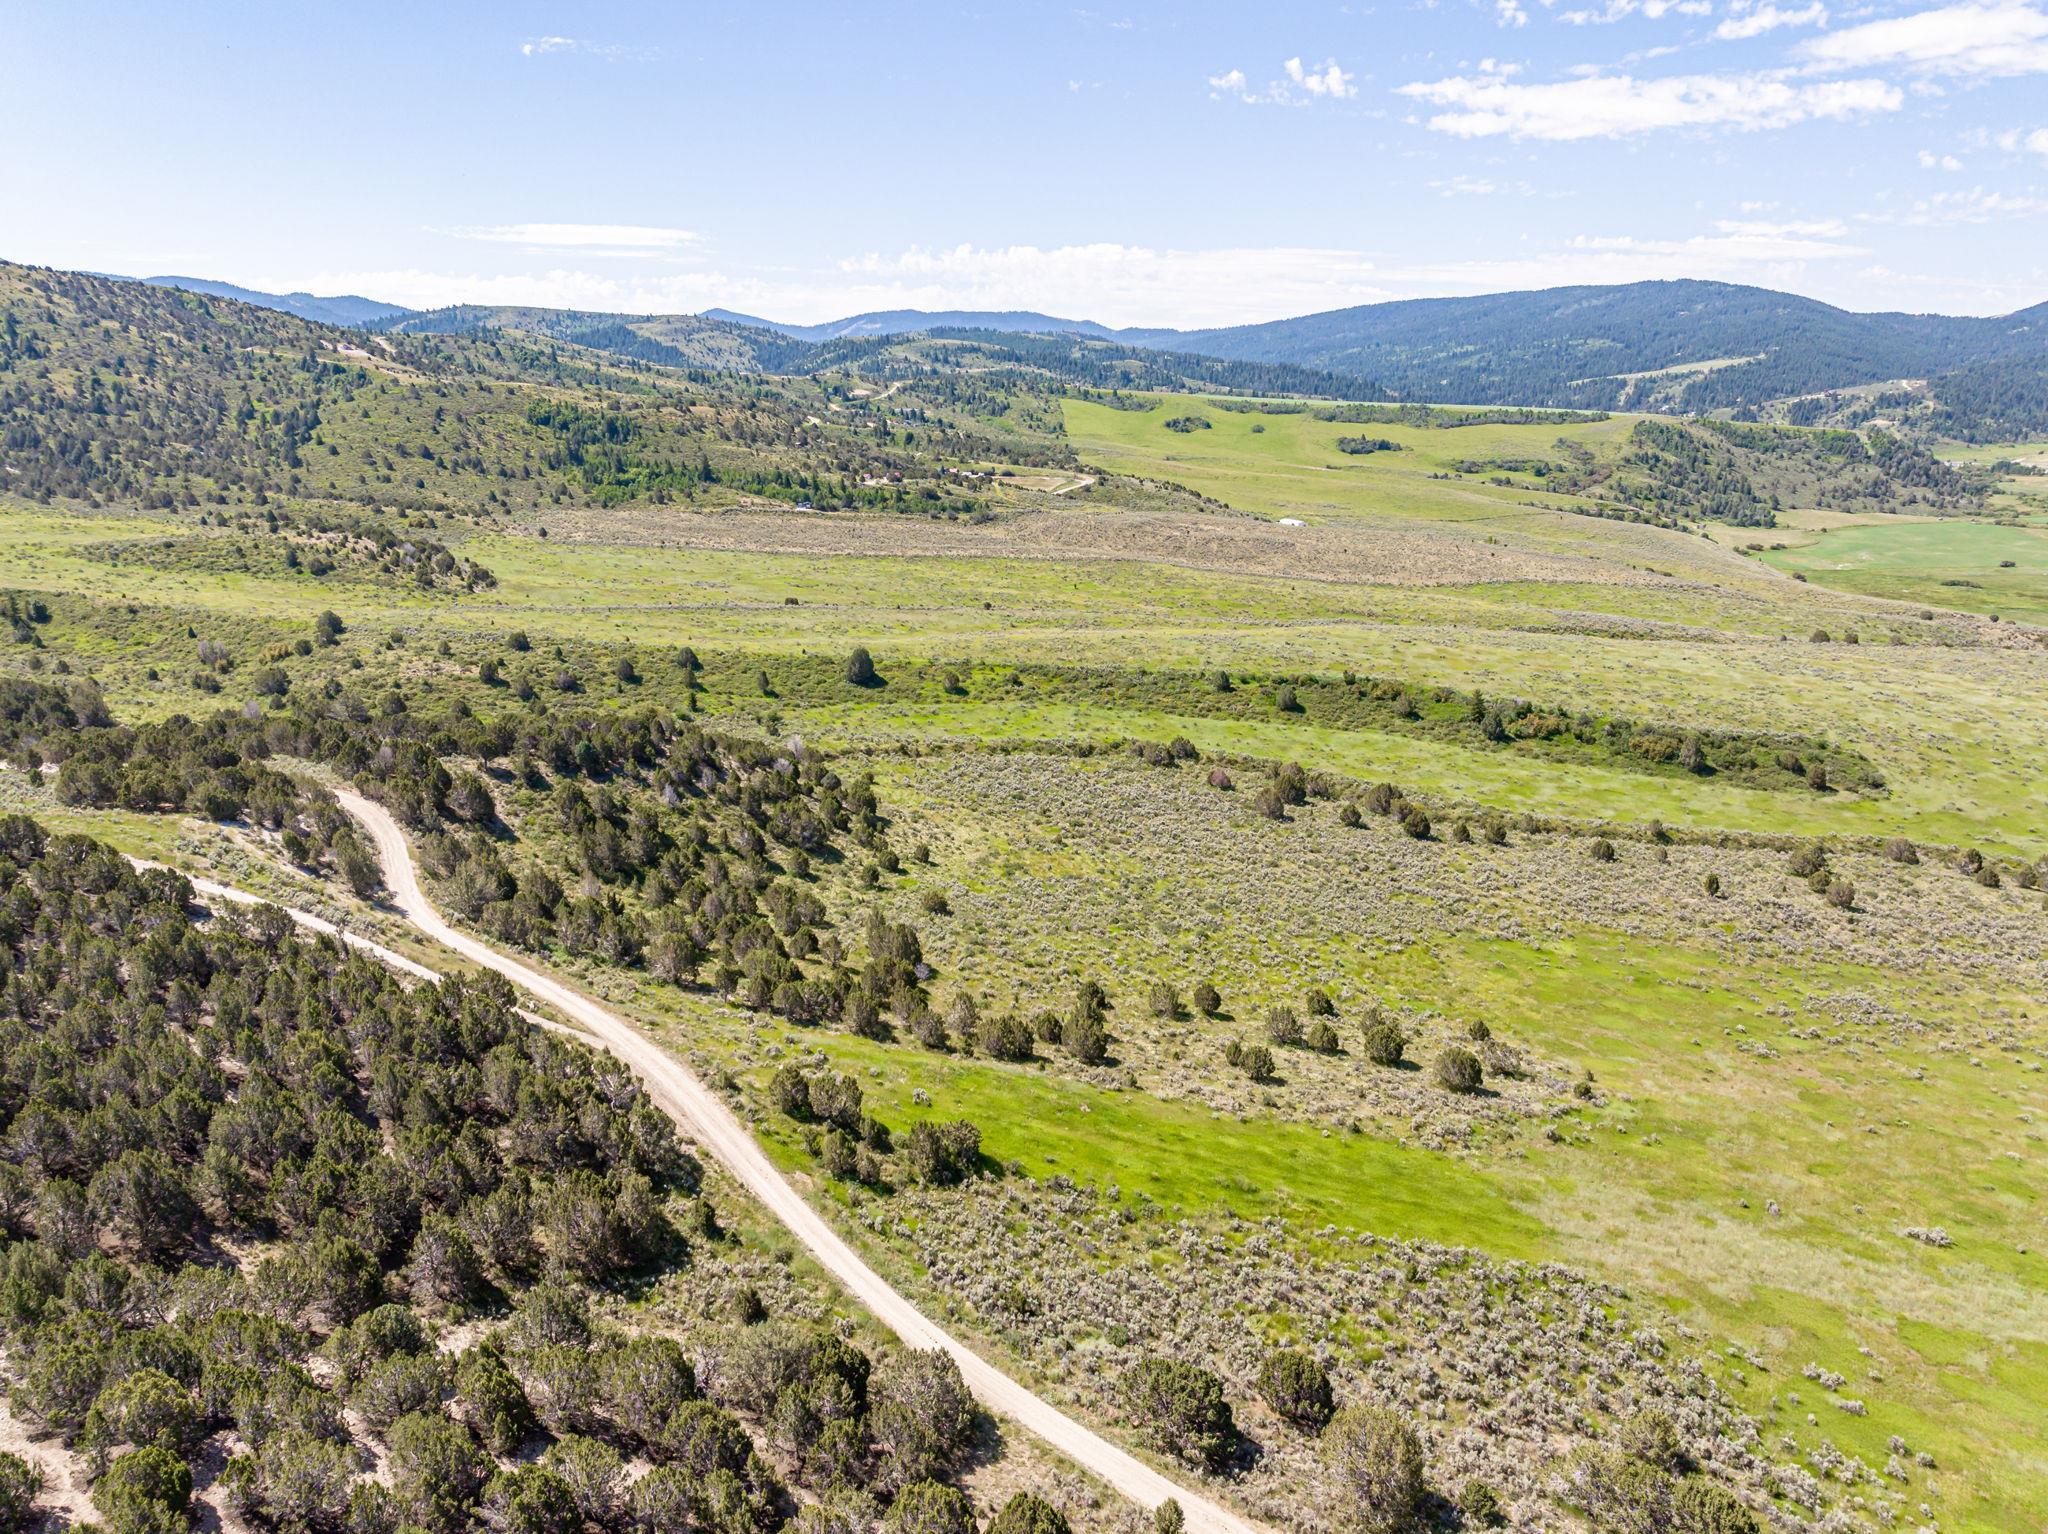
xmin=319 ymin=790 xmax=1263 ymax=1534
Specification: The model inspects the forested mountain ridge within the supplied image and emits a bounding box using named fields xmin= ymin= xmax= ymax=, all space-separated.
xmin=1156 ymin=280 xmax=2048 ymax=426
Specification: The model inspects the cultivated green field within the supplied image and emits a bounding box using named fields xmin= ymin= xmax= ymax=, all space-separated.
xmin=1762 ymin=516 xmax=2048 ymax=626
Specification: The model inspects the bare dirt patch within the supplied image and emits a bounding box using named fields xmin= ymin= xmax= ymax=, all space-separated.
xmin=532 ymin=504 xmax=1683 ymax=590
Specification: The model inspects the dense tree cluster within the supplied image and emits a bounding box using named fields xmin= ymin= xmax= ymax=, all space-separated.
xmin=0 ymin=819 xmax=998 ymax=1534
xmin=0 ymin=677 xmax=376 ymax=886
xmin=1622 ymin=422 xmax=1774 ymax=526
xmin=0 ymin=822 xmax=689 ymax=1525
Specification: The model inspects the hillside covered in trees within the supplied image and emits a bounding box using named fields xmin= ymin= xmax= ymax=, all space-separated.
xmin=1133 ymin=280 xmax=2048 ymax=430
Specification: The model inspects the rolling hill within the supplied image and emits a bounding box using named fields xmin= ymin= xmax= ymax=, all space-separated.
xmin=720 ymin=281 xmax=2048 ymax=435
xmin=1159 ymin=279 xmax=2048 ymax=421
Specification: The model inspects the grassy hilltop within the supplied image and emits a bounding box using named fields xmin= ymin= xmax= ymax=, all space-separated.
xmin=2 ymin=261 xmax=2045 ymax=1534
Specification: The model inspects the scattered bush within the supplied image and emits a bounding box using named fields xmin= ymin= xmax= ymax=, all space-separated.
xmin=987 ymin=1493 xmax=1073 ymax=1534
xmin=1124 ymin=1358 xmax=1236 ymax=1470
xmin=1361 ymin=1022 xmax=1407 ymax=1068
xmin=1460 ymin=1480 xmax=1506 ymax=1529
xmin=1435 ymin=1047 xmax=1483 ymax=1094
xmin=1615 ymin=1408 xmax=1686 ymax=1472
xmin=1322 ymin=1405 xmax=1425 ymax=1534
xmin=1265 ymin=1007 xmax=1304 ymax=1046
xmin=884 ymin=1479 xmax=977 ymax=1534
xmin=1257 ymin=1349 xmax=1335 ymax=1429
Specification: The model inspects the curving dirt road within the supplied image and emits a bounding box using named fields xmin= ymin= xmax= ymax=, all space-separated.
xmin=329 ymin=791 xmax=1261 ymax=1534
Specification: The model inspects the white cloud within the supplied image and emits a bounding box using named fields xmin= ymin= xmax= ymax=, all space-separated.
xmin=1715 ymin=2 xmax=1829 ymax=40
xmin=2028 ymin=126 xmax=2048 ymax=155
xmin=1209 ymin=57 xmax=1357 ymax=102
xmin=1798 ymin=2 xmax=2048 ymax=77
xmin=447 ymin=223 xmax=701 ymax=252
xmin=1916 ymin=148 xmax=1966 ymax=167
xmin=1558 ymin=0 xmax=1713 ymax=25
xmin=1497 ymin=0 xmax=1531 ymax=28
xmin=1399 ymin=70 xmax=1903 ymax=138
xmin=518 ymin=35 xmax=650 ymax=61
xmin=1284 ymin=56 xmax=1359 ymax=96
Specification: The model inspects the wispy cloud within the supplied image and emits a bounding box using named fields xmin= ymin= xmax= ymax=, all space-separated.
xmin=1714 ymin=1 xmax=1829 ymax=40
xmin=1429 ymin=173 xmax=1540 ymax=194
xmin=1557 ymin=0 xmax=1713 ymax=25
xmin=1917 ymin=147 xmax=1966 ymax=167
xmin=1798 ymin=2 xmax=2048 ymax=76
xmin=447 ymin=223 xmax=701 ymax=252
xmin=1399 ymin=69 xmax=1902 ymax=139
xmin=518 ymin=35 xmax=649 ymax=61
xmin=1208 ymin=57 xmax=1357 ymax=102
xmin=1870 ymin=185 xmax=2048 ymax=222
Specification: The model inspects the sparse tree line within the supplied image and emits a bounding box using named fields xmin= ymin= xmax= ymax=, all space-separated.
xmin=1306 ymin=403 xmax=1609 ymax=429
xmin=1113 ymin=1344 xmax=1757 ymax=1534
xmin=92 ymin=503 xmax=495 ymax=593
xmin=1038 ymin=660 xmax=1880 ymax=794
xmin=639 ymin=650 xmax=1882 ymax=797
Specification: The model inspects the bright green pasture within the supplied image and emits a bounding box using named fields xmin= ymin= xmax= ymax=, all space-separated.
xmin=1064 ymin=396 xmax=1635 ymax=531
xmin=1763 ymin=516 xmax=2048 ymax=626
xmin=621 ymin=911 xmax=2048 ymax=1534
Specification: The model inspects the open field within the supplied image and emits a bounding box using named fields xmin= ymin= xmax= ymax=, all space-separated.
xmin=1761 ymin=517 xmax=2048 ymax=626
xmin=6 ymin=263 xmax=2047 ymax=1534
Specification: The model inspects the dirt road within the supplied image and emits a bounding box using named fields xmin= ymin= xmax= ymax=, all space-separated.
xmin=329 ymin=790 xmax=1260 ymax=1534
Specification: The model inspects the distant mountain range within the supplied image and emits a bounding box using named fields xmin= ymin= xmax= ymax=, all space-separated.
xmin=717 ymin=281 xmax=2047 ymax=410
xmin=114 ymin=274 xmax=413 ymax=328
xmin=1158 ymin=281 xmax=2048 ymax=413
xmin=378 ymin=303 xmax=1383 ymax=400
xmin=62 ymin=266 xmax=2048 ymax=437
xmin=702 ymin=307 xmax=1133 ymax=343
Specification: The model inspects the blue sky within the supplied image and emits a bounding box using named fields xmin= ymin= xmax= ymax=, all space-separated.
xmin=4 ymin=0 xmax=2046 ymax=324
